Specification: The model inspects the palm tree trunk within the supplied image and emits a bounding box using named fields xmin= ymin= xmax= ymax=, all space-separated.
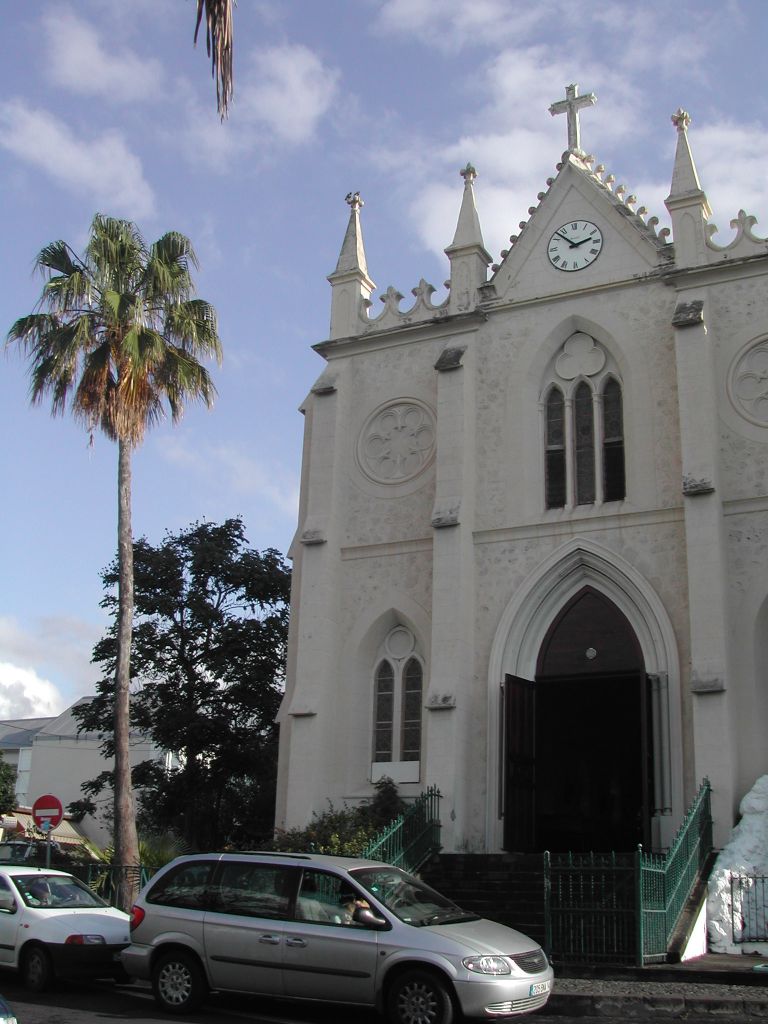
xmin=114 ymin=437 xmax=140 ymax=909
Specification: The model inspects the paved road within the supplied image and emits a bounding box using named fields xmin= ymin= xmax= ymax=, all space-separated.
xmin=0 ymin=978 xmax=751 ymax=1024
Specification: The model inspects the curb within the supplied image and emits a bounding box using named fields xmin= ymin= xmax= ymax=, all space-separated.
xmin=547 ymin=990 xmax=768 ymax=1018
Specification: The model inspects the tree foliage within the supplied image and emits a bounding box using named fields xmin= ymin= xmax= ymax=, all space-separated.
xmin=73 ymin=518 xmax=290 ymax=850
xmin=7 ymin=214 xmax=222 ymax=890
xmin=0 ymin=753 xmax=16 ymax=816
xmin=194 ymin=0 xmax=234 ymax=118
xmin=270 ymin=778 xmax=406 ymax=857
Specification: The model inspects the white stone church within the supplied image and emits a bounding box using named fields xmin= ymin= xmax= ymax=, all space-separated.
xmin=276 ymin=85 xmax=768 ymax=856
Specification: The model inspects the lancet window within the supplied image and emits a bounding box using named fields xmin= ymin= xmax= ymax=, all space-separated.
xmin=543 ymin=333 xmax=625 ymax=509
xmin=372 ymin=626 xmax=424 ymax=772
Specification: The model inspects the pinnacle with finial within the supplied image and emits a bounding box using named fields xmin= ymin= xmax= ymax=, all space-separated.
xmin=671 ymin=108 xmax=691 ymax=132
xmin=460 ymin=163 xmax=477 ymax=184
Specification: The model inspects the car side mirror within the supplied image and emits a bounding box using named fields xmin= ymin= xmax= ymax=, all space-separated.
xmin=0 ymin=892 xmax=15 ymax=913
xmin=353 ymin=906 xmax=388 ymax=929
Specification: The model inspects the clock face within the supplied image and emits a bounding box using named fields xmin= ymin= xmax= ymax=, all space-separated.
xmin=547 ymin=220 xmax=603 ymax=272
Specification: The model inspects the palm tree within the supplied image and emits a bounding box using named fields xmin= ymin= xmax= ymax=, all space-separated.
xmin=7 ymin=215 xmax=222 ymax=906
xmin=195 ymin=0 xmax=234 ymax=119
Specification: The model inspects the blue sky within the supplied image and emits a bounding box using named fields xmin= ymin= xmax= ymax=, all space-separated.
xmin=1 ymin=0 xmax=767 ymax=717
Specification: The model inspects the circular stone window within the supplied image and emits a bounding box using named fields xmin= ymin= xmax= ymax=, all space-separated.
xmin=729 ymin=339 xmax=768 ymax=427
xmin=385 ymin=626 xmax=415 ymax=660
xmin=357 ymin=399 xmax=436 ymax=484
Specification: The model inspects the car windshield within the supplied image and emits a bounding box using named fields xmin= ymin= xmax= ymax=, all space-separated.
xmin=350 ymin=866 xmax=479 ymax=927
xmin=12 ymin=873 xmax=108 ymax=910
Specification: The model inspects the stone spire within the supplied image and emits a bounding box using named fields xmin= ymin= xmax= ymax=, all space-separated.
xmin=445 ymin=164 xmax=491 ymax=314
xmin=327 ymin=192 xmax=376 ymax=339
xmin=665 ymin=109 xmax=712 ymax=267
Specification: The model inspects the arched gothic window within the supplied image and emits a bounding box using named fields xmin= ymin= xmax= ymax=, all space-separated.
xmin=372 ymin=627 xmax=424 ymax=780
xmin=602 ymin=377 xmax=625 ymax=501
xmin=542 ymin=333 xmax=625 ymax=509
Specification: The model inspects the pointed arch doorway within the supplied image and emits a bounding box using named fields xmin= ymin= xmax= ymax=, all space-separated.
xmin=503 ymin=587 xmax=652 ymax=852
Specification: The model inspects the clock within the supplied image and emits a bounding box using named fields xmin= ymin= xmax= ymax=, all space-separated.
xmin=547 ymin=220 xmax=603 ymax=272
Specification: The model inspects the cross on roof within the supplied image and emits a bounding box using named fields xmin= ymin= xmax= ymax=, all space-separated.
xmin=549 ymin=83 xmax=597 ymax=154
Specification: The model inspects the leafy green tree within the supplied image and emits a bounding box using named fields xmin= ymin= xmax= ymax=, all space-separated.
xmin=0 ymin=753 xmax=16 ymax=815
xmin=195 ymin=0 xmax=234 ymax=118
xmin=74 ymin=518 xmax=290 ymax=850
xmin=7 ymin=215 xmax=222 ymax=895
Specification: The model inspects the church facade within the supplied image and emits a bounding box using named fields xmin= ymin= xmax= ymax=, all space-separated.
xmin=275 ymin=86 xmax=768 ymax=854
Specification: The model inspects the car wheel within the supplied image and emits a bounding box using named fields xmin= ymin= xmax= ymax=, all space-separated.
xmin=387 ymin=969 xmax=454 ymax=1024
xmin=21 ymin=944 xmax=54 ymax=992
xmin=152 ymin=949 xmax=208 ymax=1014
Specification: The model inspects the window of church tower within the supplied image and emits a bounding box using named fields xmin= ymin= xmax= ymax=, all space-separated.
xmin=602 ymin=377 xmax=625 ymax=501
xmin=372 ymin=628 xmax=424 ymax=779
xmin=574 ymin=381 xmax=596 ymax=504
xmin=545 ymin=387 xmax=566 ymax=508
xmin=543 ymin=333 xmax=625 ymax=510
xmin=373 ymin=661 xmax=395 ymax=762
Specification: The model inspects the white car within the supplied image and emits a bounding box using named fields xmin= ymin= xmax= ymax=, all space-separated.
xmin=0 ymin=866 xmax=130 ymax=990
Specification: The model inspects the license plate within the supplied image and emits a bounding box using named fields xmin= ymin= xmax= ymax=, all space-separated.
xmin=529 ymin=980 xmax=551 ymax=996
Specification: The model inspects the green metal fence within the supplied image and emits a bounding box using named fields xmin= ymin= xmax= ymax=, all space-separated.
xmin=638 ymin=778 xmax=712 ymax=963
xmin=731 ymin=874 xmax=768 ymax=942
xmin=546 ymin=849 xmax=639 ymax=965
xmin=362 ymin=786 xmax=441 ymax=872
xmin=546 ymin=780 xmax=713 ymax=966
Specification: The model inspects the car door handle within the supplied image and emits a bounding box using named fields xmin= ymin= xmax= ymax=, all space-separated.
xmin=285 ymin=937 xmax=307 ymax=948
xmin=259 ymin=934 xmax=281 ymax=945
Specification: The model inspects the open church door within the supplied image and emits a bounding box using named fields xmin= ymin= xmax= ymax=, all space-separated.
xmin=502 ymin=674 xmax=535 ymax=852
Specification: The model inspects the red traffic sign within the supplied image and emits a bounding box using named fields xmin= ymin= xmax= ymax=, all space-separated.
xmin=32 ymin=794 xmax=63 ymax=831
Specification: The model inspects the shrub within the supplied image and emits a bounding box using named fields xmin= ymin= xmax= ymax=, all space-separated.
xmin=270 ymin=777 xmax=405 ymax=856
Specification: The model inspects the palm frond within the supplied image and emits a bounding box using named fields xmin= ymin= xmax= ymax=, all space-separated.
xmin=195 ymin=0 xmax=234 ymax=119
xmin=165 ymin=300 xmax=223 ymax=361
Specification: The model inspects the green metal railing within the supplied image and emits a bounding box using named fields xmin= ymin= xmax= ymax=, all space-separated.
xmin=731 ymin=874 xmax=768 ymax=942
xmin=546 ymin=849 xmax=638 ymax=964
xmin=638 ymin=778 xmax=712 ymax=963
xmin=362 ymin=786 xmax=441 ymax=872
xmin=545 ymin=780 xmax=713 ymax=965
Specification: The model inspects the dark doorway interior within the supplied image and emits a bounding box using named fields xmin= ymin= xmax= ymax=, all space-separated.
xmin=503 ymin=587 xmax=652 ymax=852
xmin=535 ymin=672 xmax=644 ymax=851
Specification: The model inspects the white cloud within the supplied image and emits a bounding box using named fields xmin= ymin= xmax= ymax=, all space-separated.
xmin=239 ymin=44 xmax=341 ymax=145
xmin=0 ymin=99 xmax=155 ymax=220
xmin=376 ymin=0 xmax=546 ymax=51
xmin=159 ymin=436 xmax=299 ymax=518
xmin=177 ymin=43 xmax=341 ymax=172
xmin=0 ymin=664 xmax=65 ymax=719
xmin=692 ymin=120 xmax=768 ymax=241
xmin=0 ymin=615 xmax=102 ymax=709
xmin=41 ymin=6 xmax=164 ymax=103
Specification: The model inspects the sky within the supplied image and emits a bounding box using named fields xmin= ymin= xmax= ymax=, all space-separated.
xmin=1 ymin=0 xmax=767 ymax=719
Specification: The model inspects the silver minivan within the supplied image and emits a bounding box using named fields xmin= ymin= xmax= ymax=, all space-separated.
xmin=122 ymin=852 xmax=553 ymax=1023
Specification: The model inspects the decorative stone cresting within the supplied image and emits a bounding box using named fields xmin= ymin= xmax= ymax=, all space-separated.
xmin=357 ymin=400 xmax=436 ymax=483
xmin=706 ymin=208 xmax=768 ymax=252
xmin=729 ymin=339 xmax=768 ymax=426
xmin=360 ymin=277 xmax=449 ymax=332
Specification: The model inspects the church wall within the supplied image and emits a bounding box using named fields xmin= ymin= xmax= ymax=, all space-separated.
xmin=726 ymin=510 xmax=768 ymax=804
xmin=338 ymin=340 xmax=441 ymax=548
xmin=330 ymin=548 xmax=434 ymax=803
xmin=468 ymin=515 xmax=694 ymax=852
xmin=708 ymin=272 xmax=768 ymax=819
xmin=474 ymin=280 xmax=682 ymax=533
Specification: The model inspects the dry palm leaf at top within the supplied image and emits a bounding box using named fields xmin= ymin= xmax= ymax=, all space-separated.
xmin=195 ymin=0 xmax=234 ymax=120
